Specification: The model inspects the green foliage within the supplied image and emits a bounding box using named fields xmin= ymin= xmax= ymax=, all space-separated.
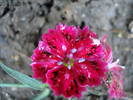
xmin=0 ymin=62 xmax=48 ymax=90
xmin=33 ymin=89 xmax=50 ymax=100
xmin=0 ymin=83 xmax=31 ymax=88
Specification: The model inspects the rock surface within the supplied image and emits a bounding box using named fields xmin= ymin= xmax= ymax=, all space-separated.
xmin=0 ymin=0 xmax=133 ymax=100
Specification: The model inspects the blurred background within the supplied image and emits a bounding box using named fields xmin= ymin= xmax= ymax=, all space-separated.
xmin=0 ymin=0 xmax=133 ymax=100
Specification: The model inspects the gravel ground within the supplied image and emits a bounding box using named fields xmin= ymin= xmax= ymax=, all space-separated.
xmin=0 ymin=0 xmax=133 ymax=100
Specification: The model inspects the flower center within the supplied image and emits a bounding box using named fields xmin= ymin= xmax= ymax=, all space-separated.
xmin=57 ymin=48 xmax=85 ymax=70
xmin=63 ymin=57 xmax=74 ymax=69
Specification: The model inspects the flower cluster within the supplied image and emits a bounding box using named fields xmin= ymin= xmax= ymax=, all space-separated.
xmin=31 ymin=24 xmax=125 ymax=99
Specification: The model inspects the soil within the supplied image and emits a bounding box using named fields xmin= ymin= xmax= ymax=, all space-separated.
xmin=0 ymin=0 xmax=133 ymax=100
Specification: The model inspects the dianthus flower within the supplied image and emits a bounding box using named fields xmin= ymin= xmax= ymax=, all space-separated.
xmin=31 ymin=24 xmax=124 ymax=98
xmin=102 ymin=36 xmax=125 ymax=99
xmin=107 ymin=60 xmax=125 ymax=99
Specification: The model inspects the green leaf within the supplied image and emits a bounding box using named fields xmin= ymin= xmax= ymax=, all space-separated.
xmin=33 ymin=88 xmax=50 ymax=100
xmin=88 ymin=87 xmax=107 ymax=96
xmin=0 ymin=62 xmax=48 ymax=90
xmin=0 ymin=83 xmax=31 ymax=88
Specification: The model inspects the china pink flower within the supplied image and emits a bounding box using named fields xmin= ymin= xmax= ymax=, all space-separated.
xmin=108 ymin=62 xmax=125 ymax=99
xmin=31 ymin=24 xmax=124 ymax=98
xmin=101 ymin=36 xmax=125 ymax=99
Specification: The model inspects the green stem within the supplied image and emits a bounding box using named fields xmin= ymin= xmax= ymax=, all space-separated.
xmin=0 ymin=83 xmax=31 ymax=88
xmin=88 ymin=88 xmax=107 ymax=96
xmin=33 ymin=88 xmax=50 ymax=100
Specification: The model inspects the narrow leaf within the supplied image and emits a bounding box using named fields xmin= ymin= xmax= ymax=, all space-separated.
xmin=33 ymin=88 xmax=50 ymax=100
xmin=0 ymin=63 xmax=48 ymax=90
xmin=0 ymin=83 xmax=31 ymax=88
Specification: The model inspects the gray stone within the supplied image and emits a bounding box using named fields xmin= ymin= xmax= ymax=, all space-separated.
xmin=0 ymin=0 xmax=133 ymax=99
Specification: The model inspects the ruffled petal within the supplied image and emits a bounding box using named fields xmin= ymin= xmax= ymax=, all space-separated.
xmin=46 ymin=66 xmax=86 ymax=98
xmin=74 ymin=60 xmax=107 ymax=87
xmin=31 ymin=61 xmax=57 ymax=82
xmin=107 ymin=62 xmax=125 ymax=99
xmin=101 ymin=35 xmax=113 ymax=63
xmin=42 ymin=31 xmax=69 ymax=57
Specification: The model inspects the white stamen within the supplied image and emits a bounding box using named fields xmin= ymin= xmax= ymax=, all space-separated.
xmin=61 ymin=26 xmax=65 ymax=30
xmin=57 ymin=62 xmax=63 ymax=65
xmin=92 ymin=38 xmax=100 ymax=45
xmin=68 ymin=53 xmax=73 ymax=58
xmin=68 ymin=65 xmax=71 ymax=70
xmin=78 ymin=58 xmax=85 ymax=63
xmin=71 ymin=48 xmax=77 ymax=53
xmin=62 ymin=45 xmax=67 ymax=51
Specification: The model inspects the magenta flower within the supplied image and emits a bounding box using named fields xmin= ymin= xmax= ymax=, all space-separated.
xmin=107 ymin=61 xmax=125 ymax=99
xmin=31 ymin=24 xmax=124 ymax=98
xmin=101 ymin=36 xmax=125 ymax=99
